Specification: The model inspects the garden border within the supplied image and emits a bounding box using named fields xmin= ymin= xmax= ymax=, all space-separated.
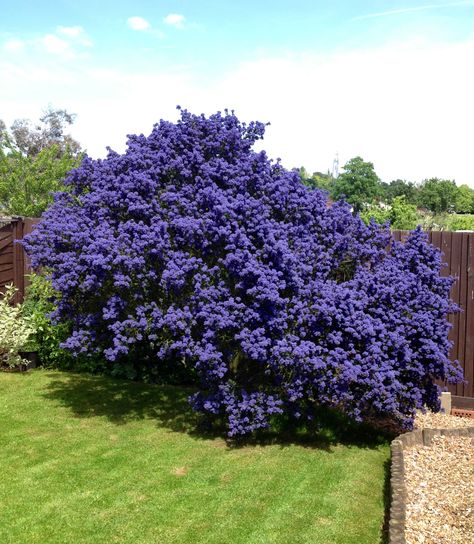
xmin=388 ymin=425 xmax=474 ymax=544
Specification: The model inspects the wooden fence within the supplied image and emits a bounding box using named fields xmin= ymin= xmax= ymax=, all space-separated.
xmin=392 ymin=230 xmax=474 ymax=398
xmin=0 ymin=220 xmax=473 ymax=397
xmin=0 ymin=217 xmax=40 ymax=303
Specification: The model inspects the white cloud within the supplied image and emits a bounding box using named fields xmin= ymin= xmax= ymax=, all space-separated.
xmin=3 ymin=28 xmax=92 ymax=58
xmin=57 ymin=25 xmax=83 ymax=38
xmin=209 ymin=41 xmax=474 ymax=185
xmin=35 ymin=26 xmax=93 ymax=58
xmin=3 ymin=39 xmax=25 ymax=52
xmin=127 ymin=16 xmax=151 ymax=31
xmin=41 ymin=34 xmax=71 ymax=55
xmin=163 ymin=14 xmax=186 ymax=29
xmin=2 ymin=37 xmax=474 ymax=186
xmin=57 ymin=25 xmax=92 ymax=47
xmin=354 ymin=1 xmax=474 ymax=21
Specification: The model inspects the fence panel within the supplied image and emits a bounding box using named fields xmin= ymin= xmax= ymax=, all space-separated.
xmin=0 ymin=222 xmax=15 ymax=298
xmin=393 ymin=230 xmax=474 ymax=398
xmin=0 ymin=218 xmax=40 ymax=303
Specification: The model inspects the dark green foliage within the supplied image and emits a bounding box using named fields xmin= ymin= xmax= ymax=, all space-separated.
xmin=381 ymin=179 xmax=419 ymax=205
xmin=332 ymin=156 xmax=381 ymax=212
xmin=418 ymin=178 xmax=458 ymax=214
xmin=455 ymin=184 xmax=474 ymax=214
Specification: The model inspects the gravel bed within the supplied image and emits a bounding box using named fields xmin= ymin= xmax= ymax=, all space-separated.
xmin=414 ymin=410 xmax=474 ymax=430
xmin=404 ymin=412 xmax=474 ymax=544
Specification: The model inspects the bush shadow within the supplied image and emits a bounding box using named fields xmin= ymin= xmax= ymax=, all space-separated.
xmin=42 ymin=371 xmax=394 ymax=452
xmin=43 ymin=371 xmax=199 ymax=433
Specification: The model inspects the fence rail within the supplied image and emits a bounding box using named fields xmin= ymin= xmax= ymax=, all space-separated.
xmin=0 ymin=220 xmax=473 ymax=397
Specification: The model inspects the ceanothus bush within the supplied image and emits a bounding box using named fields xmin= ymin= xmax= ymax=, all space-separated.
xmin=24 ymin=108 xmax=463 ymax=436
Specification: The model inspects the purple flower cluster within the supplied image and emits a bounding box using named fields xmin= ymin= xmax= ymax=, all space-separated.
xmin=24 ymin=108 xmax=463 ymax=435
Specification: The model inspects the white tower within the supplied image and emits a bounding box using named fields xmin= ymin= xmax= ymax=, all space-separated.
xmin=332 ymin=152 xmax=339 ymax=179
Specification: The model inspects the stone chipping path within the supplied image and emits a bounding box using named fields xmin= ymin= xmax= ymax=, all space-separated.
xmin=403 ymin=412 xmax=474 ymax=544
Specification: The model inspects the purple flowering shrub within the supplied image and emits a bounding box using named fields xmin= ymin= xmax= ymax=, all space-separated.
xmin=24 ymin=108 xmax=463 ymax=436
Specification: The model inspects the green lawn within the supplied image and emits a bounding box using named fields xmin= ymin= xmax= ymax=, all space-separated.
xmin=0 ymin=370 xmax=390 ymax=544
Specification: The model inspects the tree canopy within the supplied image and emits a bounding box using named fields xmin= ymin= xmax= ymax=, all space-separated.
xmin=416 ymin=178 xmax=458 ymax=214
xmin=455 ymin=184 xmax=474 ymax=214
xmin=0 ymin=107 xmax=82 ymax=217
xmin=331 ymin=156 xmax=381 ymax=212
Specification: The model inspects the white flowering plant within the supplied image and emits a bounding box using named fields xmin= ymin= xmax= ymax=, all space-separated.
xmin=0 ymin=284 xmax=36 ymax=368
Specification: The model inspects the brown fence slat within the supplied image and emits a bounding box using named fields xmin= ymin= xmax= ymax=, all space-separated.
xmin=12 ymin=219 xmax=25 ymax=304
xmin=456 ymin=234 xmax=469 ymax=395
xmin=464 ymin=234 xmax=474 ymax=397
xmin=22 ymin=218 xmax=39 ymax=292
xmin=440 ymin=231 xmax=452 ymax=278
xmin=0 ymin=263 xmax=14 ymax=273
xmin=448 ymin=232 xmax=462 ymax=395
xmin=430 ymin=231 xmax=442 ymax=255
xmin=0 ymin=251 xmax=14 ymax=265
xmin=0 ymin=229 xmax=13 ymax=243
xmin=0 ymin=237 xmax=12 ymax=252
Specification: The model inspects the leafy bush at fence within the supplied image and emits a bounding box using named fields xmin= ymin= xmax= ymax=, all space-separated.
xmin=23 ymin=108 xmax=463 ymax=435
xmin=0 ymin=284 xmax=35 ymax=368
xmin=448 ymin=214 xmax=474 ymax=232
xmin=22 ymin=274 xmax=73 ymax=368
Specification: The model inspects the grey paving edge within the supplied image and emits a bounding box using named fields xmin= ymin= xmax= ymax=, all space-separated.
xmin=388 ymin=425 xmax=474 ymax=544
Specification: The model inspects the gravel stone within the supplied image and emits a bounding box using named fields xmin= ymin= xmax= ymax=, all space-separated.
xmin=404 ymin=412 xmax=474 ymax=544
xmin=414 ymin=411 xmax=474 ymax=430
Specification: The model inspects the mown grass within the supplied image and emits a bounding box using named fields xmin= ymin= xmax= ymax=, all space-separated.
xmin=0 ymin=370 xmax=390 ymax=544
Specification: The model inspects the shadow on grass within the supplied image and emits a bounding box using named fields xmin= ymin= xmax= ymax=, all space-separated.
xmin=43 ymin=371 xmax=394 ymax=452
xmin=43 ymin=371 xmax=199 ymax=433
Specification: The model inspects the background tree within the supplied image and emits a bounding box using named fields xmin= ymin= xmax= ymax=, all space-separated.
xmin=360 ymin=196 xmax=419 ymax=230
xmin=418 ymin=178 xmax=458 ymax=214
xmin=382 ymin=179 xmax=419 ymax=205
xmin=331 ymin=156 xmax=381 ymax=212
xmin=299 ymin=167 xmax=334 ymax=192
xmin=0 ymin=107 xmax=82 ymax=217
xmin=389 ymin=196 xmax=419 ymax=230
xmin=454 ymin=184 xmax=474 ymax=214
xmin=4 ymin=106 xmax=81 ymax=156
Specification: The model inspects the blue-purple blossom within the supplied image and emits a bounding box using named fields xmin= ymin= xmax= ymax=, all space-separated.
xmin=23 ymin=108 xmax=463 ymax=436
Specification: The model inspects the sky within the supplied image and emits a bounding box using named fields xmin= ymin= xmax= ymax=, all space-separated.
xmin=1 ymin=1 xmax=474 ymax=185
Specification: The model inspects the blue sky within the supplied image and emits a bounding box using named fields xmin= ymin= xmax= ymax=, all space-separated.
xmin=2 ymin=1 xmax=474 ymax=184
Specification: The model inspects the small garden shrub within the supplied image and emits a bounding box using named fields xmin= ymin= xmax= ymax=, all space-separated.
xmin=0 ymin=284 xmax=35 ymax=368
xmin=24 ymin=108 xmax=463 ymax=436
xmin=448 ymin=214 xmax=474 ymax=231
xmin=22 ymin=274 xmax=73 ymax=368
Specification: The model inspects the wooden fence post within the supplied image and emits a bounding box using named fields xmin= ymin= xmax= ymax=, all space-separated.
xmin=12 ymin=218 xmax=25 ymax=304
